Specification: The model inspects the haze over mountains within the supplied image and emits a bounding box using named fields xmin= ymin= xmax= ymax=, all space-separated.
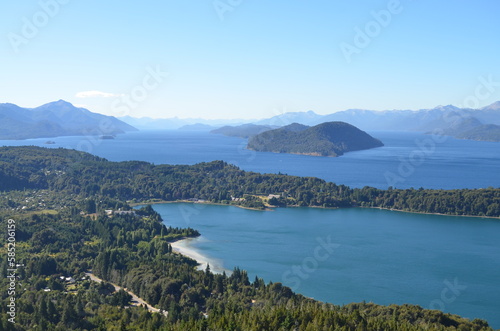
xmin=211 ymin=124 xmax=279 ymax=138
xmin=255 ymin=102 xmax=500 ymax=131
xmin=0 ymin=100 xmax=137 ymax=140
xmin=119 ymin=101 xmax=500 ymax=135
xmin=2 ymin=100 xmax=500 ymax=142
xmin=210 ymin=102 xmax=500 ymax=142
xmin=120 ymin=115 xmax=251 ymax=131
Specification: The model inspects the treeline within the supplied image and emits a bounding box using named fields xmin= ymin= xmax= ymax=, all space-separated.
xmin=1 ymin=146 xmax=499 ymax=217
xmin=0 ymin=194 xmax=493 ymax=330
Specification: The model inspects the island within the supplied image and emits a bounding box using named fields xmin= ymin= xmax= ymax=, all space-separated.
xmin=247 ymin=121 xmax=384 ymax=157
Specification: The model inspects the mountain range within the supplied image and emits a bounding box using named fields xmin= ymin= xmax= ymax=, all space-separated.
xmin=2 ymin=100 xmax=500 ymax=142
xmin=118 ymin=101 xmax=500 ymax=142
xmin=255 ymin=102 xmax=500 ymax=132
xmin=211 ymin=102 xmax=500 ymax=142
xmin=120 ymin=115 xmax=251 ymax=131
xmin=0 ymin=100 xmax=137 ymax=140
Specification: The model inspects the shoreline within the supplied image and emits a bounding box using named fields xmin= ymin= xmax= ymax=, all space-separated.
xmin=131 ymin=200 xmax=500 ymax=220
xmin=130 ymin=199 xmax=272 ymax=212
xmin=169 ymin=237 xmax=229 ymax=275
xmin=365 ymin=206 xmax=500 ymax=220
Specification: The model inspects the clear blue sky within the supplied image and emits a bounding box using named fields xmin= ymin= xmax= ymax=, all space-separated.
xmin=1 ymin=0 xmax=499 ymax=119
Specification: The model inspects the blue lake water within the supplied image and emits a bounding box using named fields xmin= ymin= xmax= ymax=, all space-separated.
xmin=3 ymin=130 xmax=500 ymax=327
xmin=153 ymin=203 xmax=500 ymax=328
xmin=1 ymin=130 xmax=499 ymax=189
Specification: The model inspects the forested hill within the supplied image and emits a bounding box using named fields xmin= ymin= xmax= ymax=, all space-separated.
xmin=247 ymin=122 xmax=384 ymax=157
xmin=1 ymin=146 xmax=499 ymax=218
xmin=0 ymin=146 xmax=496 ymax=330
xmin=439 ymin=116 xmax=500 ymax=142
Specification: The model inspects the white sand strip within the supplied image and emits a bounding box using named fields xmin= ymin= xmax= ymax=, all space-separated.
xmin=170 ymin=237 xmax=229 ymax=274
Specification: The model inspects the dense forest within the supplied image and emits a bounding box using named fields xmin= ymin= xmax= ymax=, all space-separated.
xmin=0 ymin=146 xmax=499 ymax=217
xmin=247 ymin=122 xmax=384 ymax=157
xmin=0 ymin=188 xmax=494 ymax=330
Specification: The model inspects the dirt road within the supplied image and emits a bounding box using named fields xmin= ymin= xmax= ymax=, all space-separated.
xmin=85 ymin=272 xmax=168 ymax=317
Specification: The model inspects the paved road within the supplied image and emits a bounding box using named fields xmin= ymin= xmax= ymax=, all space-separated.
xmin=85 ymin=272 xmax=168 ymax=317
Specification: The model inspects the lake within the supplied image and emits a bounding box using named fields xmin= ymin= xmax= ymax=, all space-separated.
xmin=1 ymin=130 xmax=500 ymax=189
xmin=152 ymin=203 xmax=500 ymax=328
xmin=3 ymin=130 xmax=500 ymax=327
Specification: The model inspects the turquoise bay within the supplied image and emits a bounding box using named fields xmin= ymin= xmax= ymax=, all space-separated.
xmin=4 ymin=130 xmax=500 ymax=327
xmin=153 ymin=203 xmax=500 ymax=328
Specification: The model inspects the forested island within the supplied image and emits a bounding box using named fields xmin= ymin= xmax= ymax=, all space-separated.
xmin=247 ymin=122 xmax=384 ymax=157
xmin=0 ymin=146 xmax=497 ymax=330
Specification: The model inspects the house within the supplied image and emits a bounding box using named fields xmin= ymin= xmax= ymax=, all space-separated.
xmin=59 ymin=275 xmax=76 ymax=284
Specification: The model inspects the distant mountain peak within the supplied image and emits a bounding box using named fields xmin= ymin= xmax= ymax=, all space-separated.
xmin=431 ymin=104 xmax=460 ymax=111
xmin=0 ymin=100 xmax=137 ymax=140
xmin=274 ymin=110 xmax=319 ymax=117
xmin=40 ymin=99 xmax=74 ymax=107
xmin=482 ymin=101 xmax=500 ymax=110
xmin=255 ymin=110 xmax=322 ymax=126
xmin=0 ymin=102 xmax=22 ymax=108
xmin=55 ymin=99 xmax=71 ymax=104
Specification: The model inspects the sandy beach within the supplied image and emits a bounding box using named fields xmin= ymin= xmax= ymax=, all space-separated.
xmin=170 ymin=237 xmax=229 ymax=274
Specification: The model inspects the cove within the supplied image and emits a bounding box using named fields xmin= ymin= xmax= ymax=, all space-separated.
xmin=153 ymin=203 xmax=500 ymax=328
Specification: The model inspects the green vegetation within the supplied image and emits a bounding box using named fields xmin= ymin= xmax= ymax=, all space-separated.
xmin=1 ymin=146 xmax=499 ymax=217
xmin=247 ymin=122 xmax=384 ymax=157
xmin=0 ymin=147 xmax=496 ymax=329
xmin=0 ymin=189 xmax=494 ymax=330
